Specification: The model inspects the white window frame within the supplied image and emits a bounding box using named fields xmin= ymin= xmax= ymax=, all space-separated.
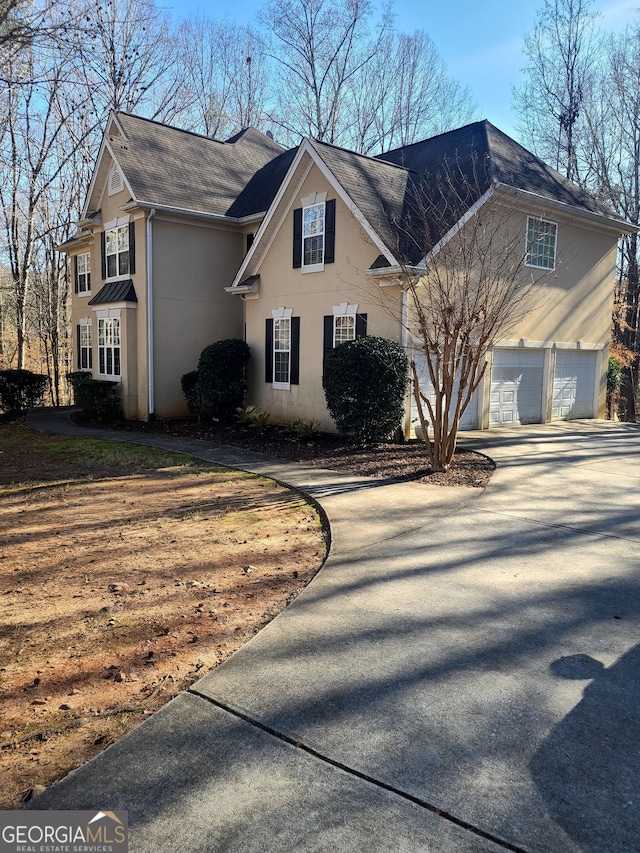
xmin=96 ymin=311 xmax=121 ymax=379
xmin=301 ymin=193 xmax=326 ymax=273
xmin=104 ymin=218 xmax=130 ymax=280
xmin=332 ymin=302 xmax=358 ymax=347
xmin=272 ymin=307 xmax=293 ymax=390
xmin=77 ymin=252 xmax=91 ymax=294
xmin=525 ymin=216 xmax=557 ymax=271
xmin=78 ymin=318 xmax=92 ymax=370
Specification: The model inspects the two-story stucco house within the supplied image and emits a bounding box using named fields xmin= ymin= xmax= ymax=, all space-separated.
xmin=61 ymin=112 xmax=633 ymax=431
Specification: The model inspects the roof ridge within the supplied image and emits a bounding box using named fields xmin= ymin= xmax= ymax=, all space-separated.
xmin=309 ymin=137 xmax=422 ymax=177
xmin=116 ymin=111 xmax=235 ymax=147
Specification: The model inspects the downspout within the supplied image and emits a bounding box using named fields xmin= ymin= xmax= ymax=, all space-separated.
xmin=146 ymin=208 xmax=156 ymax=418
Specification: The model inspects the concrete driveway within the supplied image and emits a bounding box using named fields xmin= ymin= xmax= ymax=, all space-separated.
xmin=26 ymin=414 xmax=640 ymax=852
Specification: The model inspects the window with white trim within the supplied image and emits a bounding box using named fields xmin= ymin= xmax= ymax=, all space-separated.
xmin=303 ymin=202 xmax=325 ymax=267
xmin=98 ymin=317 xmax=121 ymax=377
xmin=526 ymin=216 xmax=557 ymax=270
xmin=334 ymin=315 xmax=355 ymax=346
xmin=274 ymin=317 xmax=291 ymax=386
xmin=78 ymin=321 xmax=92 ymax=370
xmin=105 ymin=225 xmax=130 ymax=278
xmin=77 ymin=252 xmax=91 ymax=293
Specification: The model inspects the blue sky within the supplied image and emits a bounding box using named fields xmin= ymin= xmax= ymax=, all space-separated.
xmin=163 ymin=0 xmax=633 ymax=139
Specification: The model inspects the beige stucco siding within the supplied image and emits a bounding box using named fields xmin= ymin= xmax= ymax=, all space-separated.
xmin=151 ymin=217 xmax=244 ymax=417
xmin=244 ymin=166 xmax=403 ymax=430
xmin=504 ymin=211 xmax=618 ymax=346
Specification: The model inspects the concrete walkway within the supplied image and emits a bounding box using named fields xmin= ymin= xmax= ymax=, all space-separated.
xmin=24 ymin=411 xmax=640 ymax=852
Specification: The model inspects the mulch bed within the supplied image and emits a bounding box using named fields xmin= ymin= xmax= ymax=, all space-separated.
xmin=78 ymin=417 xmax=496 ymax=488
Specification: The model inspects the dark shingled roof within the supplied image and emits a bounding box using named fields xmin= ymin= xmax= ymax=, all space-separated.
xmin=377 ymin=120 xmax=625 ymax=226
xmin=89 ymin=280 xmax=137 ymax=304
xmin=99 ymin=114 xmax=628 ymax=267
xmin=110 ymin=114 xmax=285 ymax=218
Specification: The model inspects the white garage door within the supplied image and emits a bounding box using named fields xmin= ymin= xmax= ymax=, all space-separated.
xmin=410 ymin=351 xmax=479 ymax=431
xmin=490 ymin=349 xmax=544 ymax=427
xmin=552 ymin=350 xmax=597 ymax=420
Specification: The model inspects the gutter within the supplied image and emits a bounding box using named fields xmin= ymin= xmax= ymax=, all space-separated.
xmin=147 ymin=208 xmax=156 ymax=418
xmin=121 ymin=200 xmax=266 ymax=227
xmin=494 ymin=182 xmax=638 ymax=233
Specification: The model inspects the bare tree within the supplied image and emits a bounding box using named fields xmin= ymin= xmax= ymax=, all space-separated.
xmin=390 ymin=170 xmax=545 ymax=471
xmin=351 ymin=30 xmax=477 ymax=155
xmin=513 ymin=0 xmax=599 ymax=184
xmin=260 ymin=0 xmax=390 ymax=146
xmin=76 ymin=0 xmax=185 ymax=123
xmin=177 ymin=17 xmax=269 ymax=139
xmin=582 ymin=24 xmax=640 ymax=420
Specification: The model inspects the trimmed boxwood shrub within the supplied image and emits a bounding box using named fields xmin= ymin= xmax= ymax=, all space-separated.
xmin=322 ymin=336 xmax=409 ymax=442
xmin=180 ymin=370 xmax=203 ymax=418
xmin=67 ymin=371 xmax=123 ymax=422
xmin=196 ymin=339 xmax=250 ymax=422
xmin=0 ymin=369 xmax=48 ymax=413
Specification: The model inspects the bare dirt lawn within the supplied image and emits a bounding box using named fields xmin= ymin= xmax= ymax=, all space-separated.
xmin=0 ymin=425 xmax=326 ymax=808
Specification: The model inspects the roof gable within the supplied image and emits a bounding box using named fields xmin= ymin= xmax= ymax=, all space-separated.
xmin=84 ymin=112 xmax=286 ymax=220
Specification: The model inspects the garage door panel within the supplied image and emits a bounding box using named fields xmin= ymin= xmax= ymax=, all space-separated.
xmin=410 ymin=352 xmax=479 ymax=430
xmin=552 ymin=351 xmax=596 ymax=420
xmin=490 ymin=349 xmax=544 ymax=427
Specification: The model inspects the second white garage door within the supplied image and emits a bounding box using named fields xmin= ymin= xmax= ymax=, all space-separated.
xmin=552 ymin=350 xmax=597 ymax=420
xmin=490 ymin=349 xmax=544 ymax=426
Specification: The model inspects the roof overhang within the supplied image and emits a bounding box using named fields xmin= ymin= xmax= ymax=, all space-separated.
xmin=494 ymin=182 xmax=638 ymax=234
xmin=227 ymin=138 xmax=398 ymax=292
xmin=123 ymin=200 xmax=257 ymax=226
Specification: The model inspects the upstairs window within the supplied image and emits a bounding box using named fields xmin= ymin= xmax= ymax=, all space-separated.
xmin=100 ymin=219 xmax=135 ymax=281
xmin=303 ymin=202 xmax=325 ymax=266
xmin=526 ymin=216 xmax=557 ymax=270
xmin=105 ymin=225 xmax=130 ymax=278
xmin=75 ymin=252 xmax=91 ymax=294
xmin=293 ymin=199 xmax=336 ymax=269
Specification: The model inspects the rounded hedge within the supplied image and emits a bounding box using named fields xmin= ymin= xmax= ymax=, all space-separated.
xmin=322 ymin=336 xmax=409 ymax=442
xmin=197 ymin=338 xmax=250 ymax=422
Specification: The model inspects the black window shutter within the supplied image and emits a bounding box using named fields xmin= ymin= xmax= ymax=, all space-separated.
xmin=290 ymin=317 xmax=300 ymax=384
xmin=356 ymin=313 xmax=367 ymax=338
xmin=324 ymin=199 xmax=336 ymax=264
xmin=128 ymin=221 xmax=136 ymax=274
xmin=323 ymin=315 xmax=333 ymax=365
xmin=73 ymin=256 xmax=79 ymax=294
xmin=246 ymin=233 xmax=254 ymax=252
xmin=100 ymin=232 xmax=106 ymax=280
xmin=76 ymin=325 xmax=81 ymax=370
xmin=293 ymin=208 xmax=302 ymax=268
xmin=265 ymin=318 xmax=273 ymax=383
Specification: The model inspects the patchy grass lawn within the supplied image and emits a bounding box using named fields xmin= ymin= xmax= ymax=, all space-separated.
xmin=0 ymin=424 xmax=326 ymax=807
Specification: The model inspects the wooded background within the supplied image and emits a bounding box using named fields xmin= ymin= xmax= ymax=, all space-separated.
xmin=0 ymin=0 xmax=637 ymax=419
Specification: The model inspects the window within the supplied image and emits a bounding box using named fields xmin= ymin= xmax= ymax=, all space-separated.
xmin=105 ymin=225 xmax=130 ymax=278
xmin=323 ymin=305 xmax=367 ymax=369
xmin=78 ymin=321 xmax=92 ymax=370
xmin=526 ymin=216 xmax=557 ymax=270
xmin=98 ymin=317 xmax=121 ymax=377
xmin=265 ymin=309 xmax=299 ymax=387
xmin=76 ymin=253 xmax=91 ymax=294
xmin=334 ymin=315 xmax=355 ymax=346
xmin=293 ymin=199 xmax=335 ymax=269
xmin=303 ymin=202 xmax=325 ymax=266
xmin=274 ymin=317 xmax=291 ymax=385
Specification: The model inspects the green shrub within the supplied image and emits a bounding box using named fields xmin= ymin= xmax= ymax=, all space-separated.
xmin=322 ymin=336 xmax=409 ymax=442
xmin=606 ymin=356 xmax=622 ymax=418
xmin=287 ymin=418 xmax=320 ymax=438
xmin=197 ymin=339 xmax=250 ymax=422
xmin=66 ymin=372 xmax=123 ymax=421
xmin=236 ymin=404 xmax=270 ymax=427
xmin=0 ymin=369 xmax=48 ymax=413
xmin=181 ymin=370 xmax=205 ymax=419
